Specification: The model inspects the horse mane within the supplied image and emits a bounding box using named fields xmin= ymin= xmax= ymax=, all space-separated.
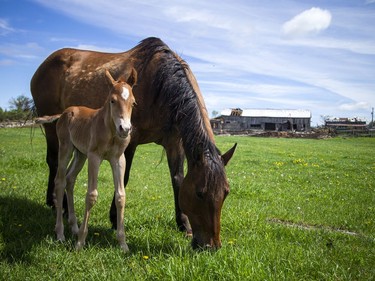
xmin=133 ymin=38 xmax=224 ymax=176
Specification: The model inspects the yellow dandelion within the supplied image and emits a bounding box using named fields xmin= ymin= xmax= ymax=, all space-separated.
xmin=143 ymin=255 xmax=149 ymax=260
xmin=273 ymin=161 xmax=284 ymax=167
xmin=228 ymin=239 xmax=236 ymax=245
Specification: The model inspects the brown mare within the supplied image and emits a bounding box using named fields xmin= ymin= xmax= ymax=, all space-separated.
xmin=31 ymin=37 xmax=236 ymax=249
xmin=35 ymin=69 xmax=137 ymax=252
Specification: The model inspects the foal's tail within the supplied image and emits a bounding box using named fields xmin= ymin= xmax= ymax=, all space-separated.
xmin=35 ymin=114 xmax=62 ymax=124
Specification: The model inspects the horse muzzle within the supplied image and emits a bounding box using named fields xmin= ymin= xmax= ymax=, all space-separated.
xmin=117 ymin=124 xmax=132 ymax=138
xmin=191 ymin=235 xmax=222 ymax=251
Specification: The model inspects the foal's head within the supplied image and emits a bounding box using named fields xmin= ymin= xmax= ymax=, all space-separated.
xmin=105 ymin=69 xmax=137 ymax=138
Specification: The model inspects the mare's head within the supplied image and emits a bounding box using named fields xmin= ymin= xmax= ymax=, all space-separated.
xmin=179 ymin=143 xmax=237 ymax=250
xmin=105 ymin=69 xmax=137 ymax=138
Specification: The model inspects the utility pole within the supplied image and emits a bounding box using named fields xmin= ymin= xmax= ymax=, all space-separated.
xmin=371 ymin=107 xmax=374 ymax=128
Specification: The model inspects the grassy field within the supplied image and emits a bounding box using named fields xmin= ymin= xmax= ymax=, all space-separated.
xmin=0 ymin=127 xmax=374 ymax=280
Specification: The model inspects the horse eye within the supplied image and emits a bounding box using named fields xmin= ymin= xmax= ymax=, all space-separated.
xmin=111 ymin=99 xmax=115 ymax=104
xmin=196 ymin=190 xmax=204 ymax=199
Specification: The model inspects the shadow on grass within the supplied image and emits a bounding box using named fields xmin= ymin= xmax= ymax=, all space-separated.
xmin=0 ymin=195 xmax=55 ymax=264
xmin=0 ymin=195 xmax=128 ymax=262
xmin=0 ymin=195 xmax=191 ymax=263
xmin=85 ymin=218 xmax=189 ymax=255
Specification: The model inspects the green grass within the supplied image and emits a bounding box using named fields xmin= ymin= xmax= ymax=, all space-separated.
xmin=0 ymin=128 xmax=374 ymax=280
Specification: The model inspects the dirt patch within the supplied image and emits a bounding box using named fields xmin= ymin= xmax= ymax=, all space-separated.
xmin=267 ymin=218 xmax=360 ymax=236
xmin=251 ymin=129 xmax=333 ymax=139
xmin=215 ymin=129 xmax=334 ymax=139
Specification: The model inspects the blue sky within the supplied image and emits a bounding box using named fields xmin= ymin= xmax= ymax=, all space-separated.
xmin=0 ymin=0 xmax=374 ymax=125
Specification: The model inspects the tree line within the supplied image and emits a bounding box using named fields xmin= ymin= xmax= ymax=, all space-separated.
xmin=0 ymin=95 xmax=34 ymax=122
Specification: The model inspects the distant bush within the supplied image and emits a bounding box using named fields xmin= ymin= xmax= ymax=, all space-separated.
xmin=0 ymin=108 xmax=34 ymax=122
xmin=0 ymin=95 xmax=34 ymax=122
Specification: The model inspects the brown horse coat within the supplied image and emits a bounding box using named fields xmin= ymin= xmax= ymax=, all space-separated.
xmin=35 ymin=70 xmax=137 ymax=252
xmin=31 ymin=37 xmax=236 ymax=249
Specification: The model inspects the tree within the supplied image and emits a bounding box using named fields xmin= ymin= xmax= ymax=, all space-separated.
xmin=9 ymin=95 xmax=34 ymax=112
xmin=212 ymin=110 xmax=219 ymax=118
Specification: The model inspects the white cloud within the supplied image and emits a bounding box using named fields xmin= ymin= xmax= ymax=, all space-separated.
xmin=282 ymin=7 xmax=332 ymax=38
xmin=0 ymin=42 xmax=44 ymax=60
xmin=73 ymin=44 xmax=123 ymax=53
xmin=0 ymin=59 xmax=15 ymax=66
xmin=0 ymin=18 xmax=15 ymax=35
xmin=50 ymin=37 xmax=78 ymax=43
xmin=339 ymin=102 xmax=370 ymax=111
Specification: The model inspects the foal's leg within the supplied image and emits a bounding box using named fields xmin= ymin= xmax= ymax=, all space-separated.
xmin=54 ymin=139 xmax=74 ymax=241
xmin=76 ymin=152 xmax=101 ymax=250
xmin=110 ymin=154 xmax=129 ymax=252
xmin=110 ymin=143 xmax=136 ymax=229
xmin=65 ymin=150 xmax=87 ymax=235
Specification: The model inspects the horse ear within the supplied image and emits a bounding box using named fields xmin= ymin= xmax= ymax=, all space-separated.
xmin=127 ymin=68 xmax=138 ymax=87
xmin=105 ymin=69 xmax=116 ymax=86
xmin=221 ymin=143 xmax=237 ymax=166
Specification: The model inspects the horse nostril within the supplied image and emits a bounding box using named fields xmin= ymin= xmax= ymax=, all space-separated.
xmin=118 ymin=124 xmax=132 ymax=138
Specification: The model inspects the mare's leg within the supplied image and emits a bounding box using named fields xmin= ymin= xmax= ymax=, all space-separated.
xmin=76 ymin=153 xmax=101 ymax=250
xmin=110 ymin=154 xmax=129 ymax=252
xmin=54 ymin=138 xmax=74 ymax=241
xmin=110 ymin=143 xmax=136 ymax=229
xmin=164 ymin=141 xmax=192 ymax=235
xmin=44 ymin=123 xmax=68 ymax=211
xmin=43 ymin=123 xmax=59 ymax=208
xmin=65 ymin=150 xmax=87 ymax=235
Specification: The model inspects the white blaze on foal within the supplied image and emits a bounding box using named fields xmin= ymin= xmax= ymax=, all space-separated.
xmin=35 ymin=68 xmax=137 ymax=252
xmin=113 ymin=86 xmax=132 ymax=138
xmin=121 ymin=86 xmax=130 ymax=100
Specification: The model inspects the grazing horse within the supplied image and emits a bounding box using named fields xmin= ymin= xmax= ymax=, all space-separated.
xmin=31 ymin=37 xmax=236 ymax=249
xmin=35 ymin=69 xmax=137 ymax=252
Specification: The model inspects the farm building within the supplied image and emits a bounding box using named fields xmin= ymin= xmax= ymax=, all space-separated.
xmin=211 ymin=108 xmax=311 ymax=134
xmin=324 ymin=117 xmax=367 ymax=133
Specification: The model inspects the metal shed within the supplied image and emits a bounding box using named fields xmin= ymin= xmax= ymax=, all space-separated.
xmin=211 ymin=108 xmax=311 ymax=134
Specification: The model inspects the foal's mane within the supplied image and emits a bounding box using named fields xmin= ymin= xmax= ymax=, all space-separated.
xmin=133 ymin=38 xmax=224 ymax=174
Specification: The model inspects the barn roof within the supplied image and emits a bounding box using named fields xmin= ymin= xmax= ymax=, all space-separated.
xmin=220 ymin=108 xmax=311 ymax=118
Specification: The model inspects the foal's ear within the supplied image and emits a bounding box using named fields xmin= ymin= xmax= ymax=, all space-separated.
xmin=105 ymin=69 xmax=116 ymax=86
xmin=127 ymin=68 xmax=138 ymax=87
xmin=221 ymin=143 xmax=237 ymax=166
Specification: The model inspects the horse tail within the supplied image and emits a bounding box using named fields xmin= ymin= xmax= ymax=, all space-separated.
xmin=35 ymin=114 xmax=62 ymax=124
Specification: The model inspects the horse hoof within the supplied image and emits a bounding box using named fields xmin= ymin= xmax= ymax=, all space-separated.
xmin=120 ymin=243 xmax=130 ymax=253
xmin=185 ymin=230 xmax=193 ymax=238
xmin=75 ymin=241 xmax=85 ymax=251
xmin=56 ymin=234 xmax=65 ymax=242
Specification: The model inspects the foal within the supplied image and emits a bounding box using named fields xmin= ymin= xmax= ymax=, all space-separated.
xmin=36 ymin=69 xmax=137 ymax=252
